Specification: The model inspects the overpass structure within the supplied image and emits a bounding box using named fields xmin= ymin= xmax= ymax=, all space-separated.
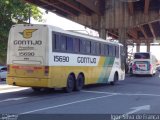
xmin=24 ymin=0 xmax=160 ymax=53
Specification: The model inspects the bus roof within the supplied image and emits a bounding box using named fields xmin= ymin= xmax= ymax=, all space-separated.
xmin=12 ymin=24 xmax=123 ymax=46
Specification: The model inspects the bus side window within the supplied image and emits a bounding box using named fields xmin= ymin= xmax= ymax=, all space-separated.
xmin=105 ymin=44 xmax=109 ymax=56
xmin=60 ymin=35 xmax=67 ymax=51
xmin=95 ymin=42 xmax=100 ymax=55
xmin=80 ymin=39 xmax=86 ymax=53
xmin=86 ymin=40 xmax=91 ymax=54
xmin=73 ymin=38 xmax=80 ymax=53
xmin=52 ymin=32 xmax=60 ymax=51
xmin=101 ymin=43 xmax=105 ymax=56
xmin=67 ymin=36 xmax=73 ymax=52
xmin=109 ymin=45 xmax=113 ymax=57
xmin=91 ymin=42 xmax=96 ymax=55
xmin=116 ymin=46 xmax=119 ymax=58
xmin=112 ymin=45 xmax=116 ymax=57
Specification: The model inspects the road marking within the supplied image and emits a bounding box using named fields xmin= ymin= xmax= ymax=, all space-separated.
xmin=82 ymin=90 xmax=119 ymax=95
xmin=21 ymin=94 xmax=115 ymax=114
xmin=82 ymin=90 xmax=160 ymax=97
xmin=113 ymin=105 xmax=150 ymax=120
xmin=0 ymin=97 xmax=28 ymax=103
xmin=127 ymin=105 xmax=150 ymax=114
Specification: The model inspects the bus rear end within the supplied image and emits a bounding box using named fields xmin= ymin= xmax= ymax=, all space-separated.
xmin=7 ymin=24 xmax=49 ymax=87
xmin=132 ymin=52 xmax=153 ymax=75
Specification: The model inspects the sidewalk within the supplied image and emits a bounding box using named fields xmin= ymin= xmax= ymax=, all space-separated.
xmin=0 ymin=81 xmax=18 ymax=91
xmin=0 ymin=83 xmax=29 ymax=93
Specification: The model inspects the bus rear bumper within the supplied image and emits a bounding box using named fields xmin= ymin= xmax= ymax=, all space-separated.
xmin=132 ymin=71 xmax=152 ymax=75
xmin=7 ymin=76 xmax=50 ymax=88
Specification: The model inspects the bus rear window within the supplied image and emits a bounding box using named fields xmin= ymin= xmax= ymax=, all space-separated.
xmin=134 ymin=53 xmax=150 ymax=59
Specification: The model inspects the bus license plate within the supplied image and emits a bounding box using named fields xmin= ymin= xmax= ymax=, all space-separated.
xmin=139 ymin=64 xmax=145 ymax=67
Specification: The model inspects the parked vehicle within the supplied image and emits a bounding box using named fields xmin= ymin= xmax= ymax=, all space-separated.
xmin=0 ymin=66 xmax=7 ymax=81
xmin=132 ymin=52 xmax=157 ymax=76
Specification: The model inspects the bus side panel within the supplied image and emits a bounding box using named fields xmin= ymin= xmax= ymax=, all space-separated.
xmin=49 ymin=65 xmax=105 ymax=87
xmin=97 ymin=56 xmax=115 ymax=83
xmin=48 ymin=56 xmax=116 ymax=88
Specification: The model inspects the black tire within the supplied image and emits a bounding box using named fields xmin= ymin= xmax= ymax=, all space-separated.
xmin=64 ymin=74 xmax=75 ymax=93
xmin=32 ymin=87 xmax=41 ymax=92
xmin=130 ymin=68 xmax=132 ymax=74
xmin=75 ymin=74 xmax=84 ymax=91
xmin=110 ymin=73 xmax=118 ymax=85
xmin=149 ymin=74 xmax=153 ymax=77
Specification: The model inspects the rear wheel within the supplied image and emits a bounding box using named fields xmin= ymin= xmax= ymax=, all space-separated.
xmin=110 ymin=73 xmax=118 ymax=85
xmin=64 ymin=74 xmax=75 ymax=93
xmin=75 ymin=74 xmax=84 ymax=91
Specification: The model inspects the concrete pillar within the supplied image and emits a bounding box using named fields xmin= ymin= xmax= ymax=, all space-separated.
xmin=118 ymin=28 xmax=127 ymax=55
xmin=98 ymin=16 xmax=106 ymax=40
xmin=147 ymin=43 xmax=150 ymax=52
xmin=136 ymin=43 xmax=140 ymax=52
xmin=118 ymin=28 xmax=127 ymax=72
xmin=99 ymin=28 xmax=106 ymax=39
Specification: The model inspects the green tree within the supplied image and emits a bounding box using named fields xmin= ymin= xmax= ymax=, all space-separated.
xmin=0 ymin=0 xmax=43 ymax=64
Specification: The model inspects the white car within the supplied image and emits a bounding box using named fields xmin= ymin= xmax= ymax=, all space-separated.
xmin=0 ymin=66 xmax=7 ymax=81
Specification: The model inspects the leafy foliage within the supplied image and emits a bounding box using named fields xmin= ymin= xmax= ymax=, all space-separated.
xmin=0 ymin=0 xmax=43 ymax=64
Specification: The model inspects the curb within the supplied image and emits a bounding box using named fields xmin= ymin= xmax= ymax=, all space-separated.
xmin=0 ymin=84 xmax=19 ymax=91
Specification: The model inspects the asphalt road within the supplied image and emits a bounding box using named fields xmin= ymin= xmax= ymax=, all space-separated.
xmin=1 ymin=72 xmax=160 ymax=118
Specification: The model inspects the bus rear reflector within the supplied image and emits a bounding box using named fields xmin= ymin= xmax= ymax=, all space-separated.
xmin=34 ymin=67 xmax=42 ymax=70
xmin=12 ymin=66 xmax=19 ymax=69
xmin=44 ymin=66 xmax=49 ymax=76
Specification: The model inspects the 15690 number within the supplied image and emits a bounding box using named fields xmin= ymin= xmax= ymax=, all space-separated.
xmin=19 ymin=52 xmax=35 ymax=56
xmin=54 ymin=56 xmax=69 ymax=62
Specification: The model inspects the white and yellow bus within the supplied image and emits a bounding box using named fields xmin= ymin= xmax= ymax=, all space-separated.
xmin=7 ymin=24 xmax=125 ymax=92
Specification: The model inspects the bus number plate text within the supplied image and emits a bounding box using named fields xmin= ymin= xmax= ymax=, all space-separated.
xmin=54 ymin=56 xmax=69 ymax=62
xmin=19 ymin=52 xmax=35 ymax=56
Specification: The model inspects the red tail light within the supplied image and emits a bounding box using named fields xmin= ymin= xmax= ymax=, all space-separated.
xmin=132 ymin=64 xmax=136 ymax=70
xmin=150 ymin=64 xmax=152 ymax=70
xmin=44 ymin=66 xmax=49 ymax=76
